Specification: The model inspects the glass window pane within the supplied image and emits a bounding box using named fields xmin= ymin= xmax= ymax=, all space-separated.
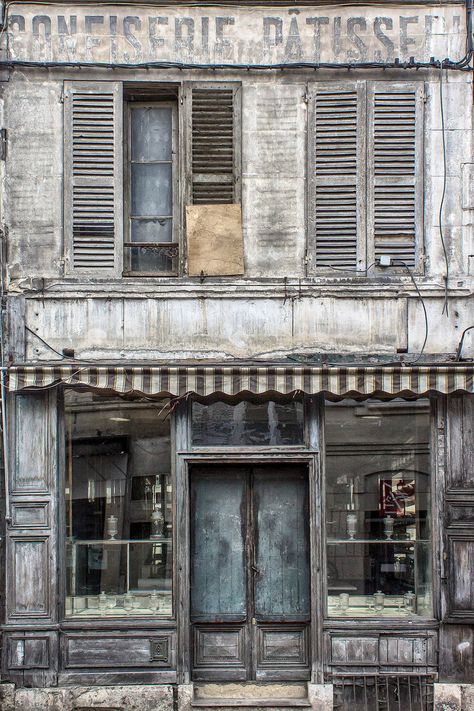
xmin=131 ymin=106 xmax=172 ymax=162
xmin=129 ymin=245 xmax=175 ymax=273
xmin=325 ymin=398 xmax=432 ymax=618
xmin=191 ymin=398 xmax=304 ymax=447
xmin=65 ymin=390 xmax=173 ymax=618
xmin=131 ymin=163 xmax=172 ymax=217
xmin=131 ymin=218 xmax=173 ymax=243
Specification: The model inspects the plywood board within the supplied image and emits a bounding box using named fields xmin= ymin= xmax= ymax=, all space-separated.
xmin=186 ymin=204 xmax=244 ymax=276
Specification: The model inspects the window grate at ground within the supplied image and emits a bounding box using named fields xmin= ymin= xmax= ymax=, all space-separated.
xmin=329 ymin=674 xmax=434 ymax=711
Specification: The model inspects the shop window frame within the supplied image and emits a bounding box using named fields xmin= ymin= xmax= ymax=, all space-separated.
xmin=321 ymin=395 xmax=438 ymax=625
xmin=59 ymin=387 xmax=178 ymax=626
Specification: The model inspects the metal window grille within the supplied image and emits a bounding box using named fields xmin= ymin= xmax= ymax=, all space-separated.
xmin=330 ymin=674 xmax=434 ymax=711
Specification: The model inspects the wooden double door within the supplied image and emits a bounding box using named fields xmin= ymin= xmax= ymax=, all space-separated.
xmin=190 ymin=464 xmax=311 ymax=681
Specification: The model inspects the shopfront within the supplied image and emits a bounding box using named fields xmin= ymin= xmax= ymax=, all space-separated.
xmin=3 ymin=364 xmax=473 ymax=708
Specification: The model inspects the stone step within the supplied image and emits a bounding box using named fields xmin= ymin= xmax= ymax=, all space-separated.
xmin=191 ymin=704 xmax=312 ymax=710
xmin=194 ymin=683 xmax=308 ymax=701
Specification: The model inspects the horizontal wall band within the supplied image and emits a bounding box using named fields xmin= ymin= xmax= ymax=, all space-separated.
xmin=7 ymin=364 xmax=474 ymax=398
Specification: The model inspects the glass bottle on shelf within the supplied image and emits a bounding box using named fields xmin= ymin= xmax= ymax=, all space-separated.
xmin=99 ymin=591 xmax=107 ymax=612
xmin=346 ymin=512 xmax=357 ymax=540
xmin=374 ymin=590 xmax=385 ymax=612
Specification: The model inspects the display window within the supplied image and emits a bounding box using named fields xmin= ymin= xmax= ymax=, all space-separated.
xmin=64 ymin=389 xmax=173 ymax=618
xmin=324 ymin=398 xmax=432 ymax=618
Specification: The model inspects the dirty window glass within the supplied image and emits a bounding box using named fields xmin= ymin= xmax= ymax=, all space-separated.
xmin=325 ymin=398 xmax=432 ymax=618
xmin=192 ymin=398 xmax=304 ymax=446
xmin=65 ymin=390 xmax=173 ymax=618
xmin=126 ymin=103 xmax=178 ymax=274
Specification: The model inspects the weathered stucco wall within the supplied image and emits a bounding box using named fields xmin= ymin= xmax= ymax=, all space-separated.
xmin=2 ymin=2 xmax=474 ymax=360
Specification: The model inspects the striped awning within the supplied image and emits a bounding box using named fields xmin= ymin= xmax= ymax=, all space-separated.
xmin=7 ymin=364 xmax=474 ymax=398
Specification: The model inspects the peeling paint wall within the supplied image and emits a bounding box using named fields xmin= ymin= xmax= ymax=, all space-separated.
xmin=2 ymin=2 xmax=474 ymax=361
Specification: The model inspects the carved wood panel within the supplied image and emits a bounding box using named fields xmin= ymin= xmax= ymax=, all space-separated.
xmin=325 ymin=631 xmax=437 ymax=674
xmin=64 ymin=632 xmax=175 ymax=668
xmin=8 ymin=537 xmax=50 ymax=617
xmin=11 ymin=393 xmax=51 ymax=494
xmin=257 ymin=625 xmax=309 ymax=668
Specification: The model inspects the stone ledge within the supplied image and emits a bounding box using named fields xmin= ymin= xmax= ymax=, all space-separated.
xmin=10 ymin=685 xmax=174 ymax=711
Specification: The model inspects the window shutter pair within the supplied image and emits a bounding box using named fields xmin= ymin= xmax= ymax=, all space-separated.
xmin=64 ymin=81 xmax=241 ymax=274
xmin=308 ymin=81 xmax=424 ymax=272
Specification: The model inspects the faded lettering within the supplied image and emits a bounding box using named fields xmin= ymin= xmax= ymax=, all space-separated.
xmin=4 ymin=6 xmax=464 ymax=65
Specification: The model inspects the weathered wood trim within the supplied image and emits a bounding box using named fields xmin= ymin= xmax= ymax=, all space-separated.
xmin=431 ymin=395 xmax=445 ymax=623
xmin=4 ymin=295 xmax=26 ymax=364
xmin=176 ymin=399 xmax=191 ymax=684
xmin=306 ymin=395 xmax=324 ymax=684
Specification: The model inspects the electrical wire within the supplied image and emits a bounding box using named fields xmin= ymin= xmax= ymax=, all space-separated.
xmin=391 ymin=259 xmax=429 ymax=364
xmin=438 ymin=64 xmax=450 ymax=317
xmin=24 ymin=325 xmax=101 ymax=364
xmin=455 ymin=325 xmax=474 ymax=360
xmin=1 ymin=57 xmax=473 ymax=72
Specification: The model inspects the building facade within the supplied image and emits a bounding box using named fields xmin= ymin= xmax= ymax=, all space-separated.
xmin=0 ymin=1 xmax=474 ymax=709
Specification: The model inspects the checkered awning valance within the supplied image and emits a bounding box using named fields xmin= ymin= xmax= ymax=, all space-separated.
xmin=7 ymin=364 xmax=474 ymax=398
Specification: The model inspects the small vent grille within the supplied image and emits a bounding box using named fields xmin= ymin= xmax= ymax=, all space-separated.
xmin=71 ymin=91 xmax=116 ymax=270
xmin=373 ymin=91 xmax=417 ymax=266
xmin=314 ymin=90 xmax=359 ymax=269
xmin=331 ymin=674 xmax=434 ymax=711
xmin=191 ymin=88 xmax=235 ymax=204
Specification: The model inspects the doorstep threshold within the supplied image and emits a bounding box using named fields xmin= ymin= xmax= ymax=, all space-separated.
xmin=192 ymin=700 xmax=312 ymax=707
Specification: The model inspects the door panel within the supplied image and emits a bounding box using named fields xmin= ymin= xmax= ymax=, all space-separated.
xmin=190 ymin=465 xmax=310 ymax=681
xmin=254 ymin=468 xmax=310 ymax=620
xmin=191 ymin=469 xmax=246 ymax=620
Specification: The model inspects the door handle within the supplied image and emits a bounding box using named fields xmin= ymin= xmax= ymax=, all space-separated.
xmin=251 ymin=565 xmax=260 ymax=576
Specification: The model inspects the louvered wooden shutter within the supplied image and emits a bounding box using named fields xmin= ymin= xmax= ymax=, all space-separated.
xmin=64 ymin=81 xmax=123 ymax=274
xmin=367 ymin=82 xmax=423 ymax=269
xmin=187 ymin=83 xmax=241 ymax=204
xmin=308 ymin=81 xmax=366 ymax=271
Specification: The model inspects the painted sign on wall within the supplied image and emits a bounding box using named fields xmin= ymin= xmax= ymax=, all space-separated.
xmin=6 ymin=4 xmax=466 ymax=65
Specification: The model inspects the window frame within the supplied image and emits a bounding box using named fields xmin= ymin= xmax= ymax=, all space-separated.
xmin=123 ymin=99 xmax=180 ymax=277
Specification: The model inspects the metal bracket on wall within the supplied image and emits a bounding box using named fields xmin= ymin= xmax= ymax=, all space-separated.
xmin=0 ymin=129 xmax=7 ymax=161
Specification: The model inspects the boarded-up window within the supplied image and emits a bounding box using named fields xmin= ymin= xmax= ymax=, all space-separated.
xmin=185 ymin=82 xmax=243 ymax=275
xmin=308 ymin=80 xmax=423 ymax=273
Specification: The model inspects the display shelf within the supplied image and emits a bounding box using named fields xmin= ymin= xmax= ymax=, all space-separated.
xmin=66 ymin=591 xmax=173 ymax=617
xmin=327 ymin=539 xmax=426 ymax=545
xmin=70 ymin=538 xmax=172 ymax=545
